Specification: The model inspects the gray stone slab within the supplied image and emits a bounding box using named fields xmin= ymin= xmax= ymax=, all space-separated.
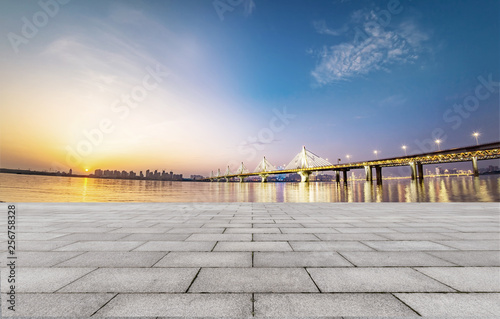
xmin=109 ymin=227 xmax=168 ymax=233
xmin=54 ymin=241 xmax=144 ymax=251
xmin=445 ymin=232 xmax=500 ymax=240
xmin=167 ymin=228 xmax=225 ymax=234
xmin=53 ymin=233 xmax=129 ymax=241
xmin=280 ymin=228 xmax=339 ymax=234
xmin=395 ymin=293 xmax=500 ymax=317
xmin=254 ymin=252 xmax=353 ymax=267
xmin=315 ymin=233 xmax=388 ymax=241
xmin=0 ymin=268 xmax=95 ymax=292
xmin=341 ymin=251 xmax=456 ymax=267
xmin=189 ymin=268 xmax=318 ymax=292
xmin=290 ymin=241 xmax=373 ymax=251
xmin=56 ymin=251 xmax=166 ymax=267
xmin=436 ymin=240 xmax=500 ymax=250
xmin=335 ymin=227 xmax=397 ymax=233
xmin=429 ymin=251 xmax=500 ymax=266
xmin=378 ymin=232 xmax=456 ymax=240
xmin=253 ymin=234 xmax=320 ymax=241
xmin=186 ymin=234 xmax=252 ymax=241
xmin=308 ymin=268 xmax=454 ymax=292
xmin=59 ymin=268 xmax=199 ymax=292
xmin=1 ymin=293 xmax=115 ymax=317
xmin=119 ymin=233 xmax=190 ymax=241
xmin=213 ymin=242 xmax=292 ymax=251
xmin=17 ymin=240 xmax=76 ymax=251
xmin=416 ymin=267 xmax=500 ymax=292
xmin=0 ymin=251 xmax=84 ymax=267
xmin=362 ymin=240 xmax=455 ymax=251
xmin=16 ymin=233 xmax=68 ymax=240
xmin=154 ymin=252 xmax=252 ymax=267
xmin=95 ymin=293 xmax=252 ymax=317
xmin=254 ymin=293 xmax=418 ymax=317
xmin=224 ymin=228 xmax=281 ymax=234
xmin=133 ymin=241 xmax=216 ymax=251
xmin=56 ymin=227 xmax=117 ymax=233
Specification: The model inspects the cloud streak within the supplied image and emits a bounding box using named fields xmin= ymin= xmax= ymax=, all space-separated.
xmin=311 ymin=10 xmax=429 ymax=85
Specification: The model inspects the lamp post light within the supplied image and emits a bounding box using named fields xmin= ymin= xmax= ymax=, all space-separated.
xmin=472 ymin=132 xmax=480 ymax=145
xmin=402 ymin=145 xmax=407 ymax=156
xmin=373 ymin=150 xmax=378 ymax=159
xmin=346 ymin=155 xmax=351 ymax=163
xmin=435 ymin=139 xmax=441 ymax=151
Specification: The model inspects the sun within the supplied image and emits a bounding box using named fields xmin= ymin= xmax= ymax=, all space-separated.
xmin=85 ymin=169 xmax=89 ymax=172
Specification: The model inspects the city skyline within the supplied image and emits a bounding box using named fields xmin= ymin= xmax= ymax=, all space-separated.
xmin=1 ymin=0 xmax=499 ymax=176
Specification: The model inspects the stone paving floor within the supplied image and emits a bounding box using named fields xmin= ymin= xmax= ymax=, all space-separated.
xmin=0 ymin=202 xmax=499 ymax=318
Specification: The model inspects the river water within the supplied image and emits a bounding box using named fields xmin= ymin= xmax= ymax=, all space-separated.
xmin=0 ymin=173 xmax=498 ymax=202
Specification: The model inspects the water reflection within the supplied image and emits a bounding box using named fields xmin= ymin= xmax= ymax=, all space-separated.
xmin=0 ymin=173 xmax=499 ymax=202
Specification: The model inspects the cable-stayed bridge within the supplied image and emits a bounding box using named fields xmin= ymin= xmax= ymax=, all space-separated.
xmin=207 ymin=142 xmax=500 ymax=183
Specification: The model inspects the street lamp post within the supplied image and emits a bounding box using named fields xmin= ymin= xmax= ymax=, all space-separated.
xmin=402 ymin=145 xmax=407 ymax=156
xmin=435 ymin=139 xmax=441 ymax=151
xmin=346 ymin=155 xmax=351 ymax=164
xmin=373 ymin=150 xmax=378 ymax=160
xmin=472 ymin=132 xmax=480 ymax=145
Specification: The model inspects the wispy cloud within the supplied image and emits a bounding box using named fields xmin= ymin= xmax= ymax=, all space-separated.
xmin=311 ymin=10 xmax=430 ymax=85
xmin=379 ymin=94 xmax=407 ymax=107
xmin=244 ymin=0 xmax=256 ymax=16
xmin=313 ymin=20 xmax=348 ymax=36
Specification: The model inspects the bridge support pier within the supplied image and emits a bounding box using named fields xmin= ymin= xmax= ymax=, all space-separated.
xmin=226 ymin=177 xmax=230 ymax=182
xmin=410 ymin=162 xmax=417 ymax=180
xmin=472 ymin=156 xmax=479 ymax=176
xmin=417 ymin=163 xmax=424 ymax=180
xmin=335 ymin=171 xmax=340 ymax=183
xmin=299 ymin=171 xmax=311 ymax=183
xmin=238 ymin=176 xmax=245 ymax=183
xmin=260 ymin=174 xmax=269 ymax=183
xmin=342 ymin=170 xmax=348 ymax=183
xmin=364 ymin=166 xmax=373 ymax=182
xmin=375 ymin=166 xmax=382 ymax=184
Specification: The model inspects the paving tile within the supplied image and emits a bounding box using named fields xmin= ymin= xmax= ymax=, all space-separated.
xmin=189 ymin=268 xmax=318 ymax=292
xmin=416 ymin=267 xmax=500 ymax=292
xmin=362 ymin=240 xmax=455 ymax=251
xmin=341 ymin=251 xmax=456 ymax=267
xmin=52 ymin=233 xmax=129 ymax=241
xmin=1 ymin=293 xmax=115 ymax=317
xmin=16 ymin=233 xmax=68 ymax=240
xmin=186 ymin=234 xmax=252 ymax=241
xmin=214 ymin=242 xmax=292 ymax=251
xmin=54 ymin=241 xmax=144 ymax=251
xmin=395 ymin=293 xmax=500 ymax=317
xmin=59 ymin=268 xmax=199 ymax=292
xmin=378 ymin=233 xmax=456 ymax=240
xmin=280 ymin=228 xmax=339 ymax=234
xmin=17 ymin=240 xmax=75 ymax=251
xmin=224 ymin=228 xmax=281 ymax=234
xmin=429 ymin=251 xmax=500 ymax=266
xmin=0 ymin=268 xmax=95 ymax=292
xmin=167 ymin=228 xmax=225 ymax=234
xmin=133 ymin=241 xmax=216 ymax=251
xmin=95 ymin=293 xmax=252 ymax=317
xmin=109 ymin=227 xmax=168 ymax=233
xmin=290 ymin=241 xmax=373 ymax=251
xmin=0 ymin=251 xmax=83 ymax=267
xmin=119 ymin=233 xmax=190 ymax=241
xmin=444 ymin=232 xmax=500 ymax=240
xmin=254 ymin=252 xmax=353 ymax=267
xmin=335 ymin=227 xmax=397 ymax=233
xmin=315 ymin=233 xmax=388 ymax=241
xmin=435 ymin=240 xmax=500 ymax=250
xmin=254 ymin=293 xmax=418 ymax=317
xmin=56 ymin=227 xmax=117 ymax=233
xmin=253 ymin=234 xmax=319 ymax=241
xmin=56 ymin=251 xmax=166 ymax=267
xmin=154 ymin=252 xmax=252 ymax=267
xmin=308 ymin=268 xmax=454 ymax=292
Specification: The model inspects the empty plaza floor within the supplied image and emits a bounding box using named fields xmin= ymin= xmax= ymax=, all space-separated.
xmin=1 ymin=202 xmax=499 ymax=318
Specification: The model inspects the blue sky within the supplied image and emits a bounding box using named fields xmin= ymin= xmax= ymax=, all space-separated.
xmin=0 ymin=0 xmax=499 ymax=175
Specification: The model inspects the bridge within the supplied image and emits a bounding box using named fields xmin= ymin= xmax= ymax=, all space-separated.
xmin=207 ymin=142 xmax=500 ymax=183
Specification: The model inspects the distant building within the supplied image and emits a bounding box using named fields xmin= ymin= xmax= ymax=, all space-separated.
xmin=69 ymin=169 xmax=72 ymax=175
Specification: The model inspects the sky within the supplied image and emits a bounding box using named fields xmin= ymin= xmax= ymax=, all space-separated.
xmin=0 ymin=0 xmax=499 ymax=176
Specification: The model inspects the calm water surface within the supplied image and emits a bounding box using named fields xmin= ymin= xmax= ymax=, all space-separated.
xmin=0 ymin=173 xmax=498 ymax=202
